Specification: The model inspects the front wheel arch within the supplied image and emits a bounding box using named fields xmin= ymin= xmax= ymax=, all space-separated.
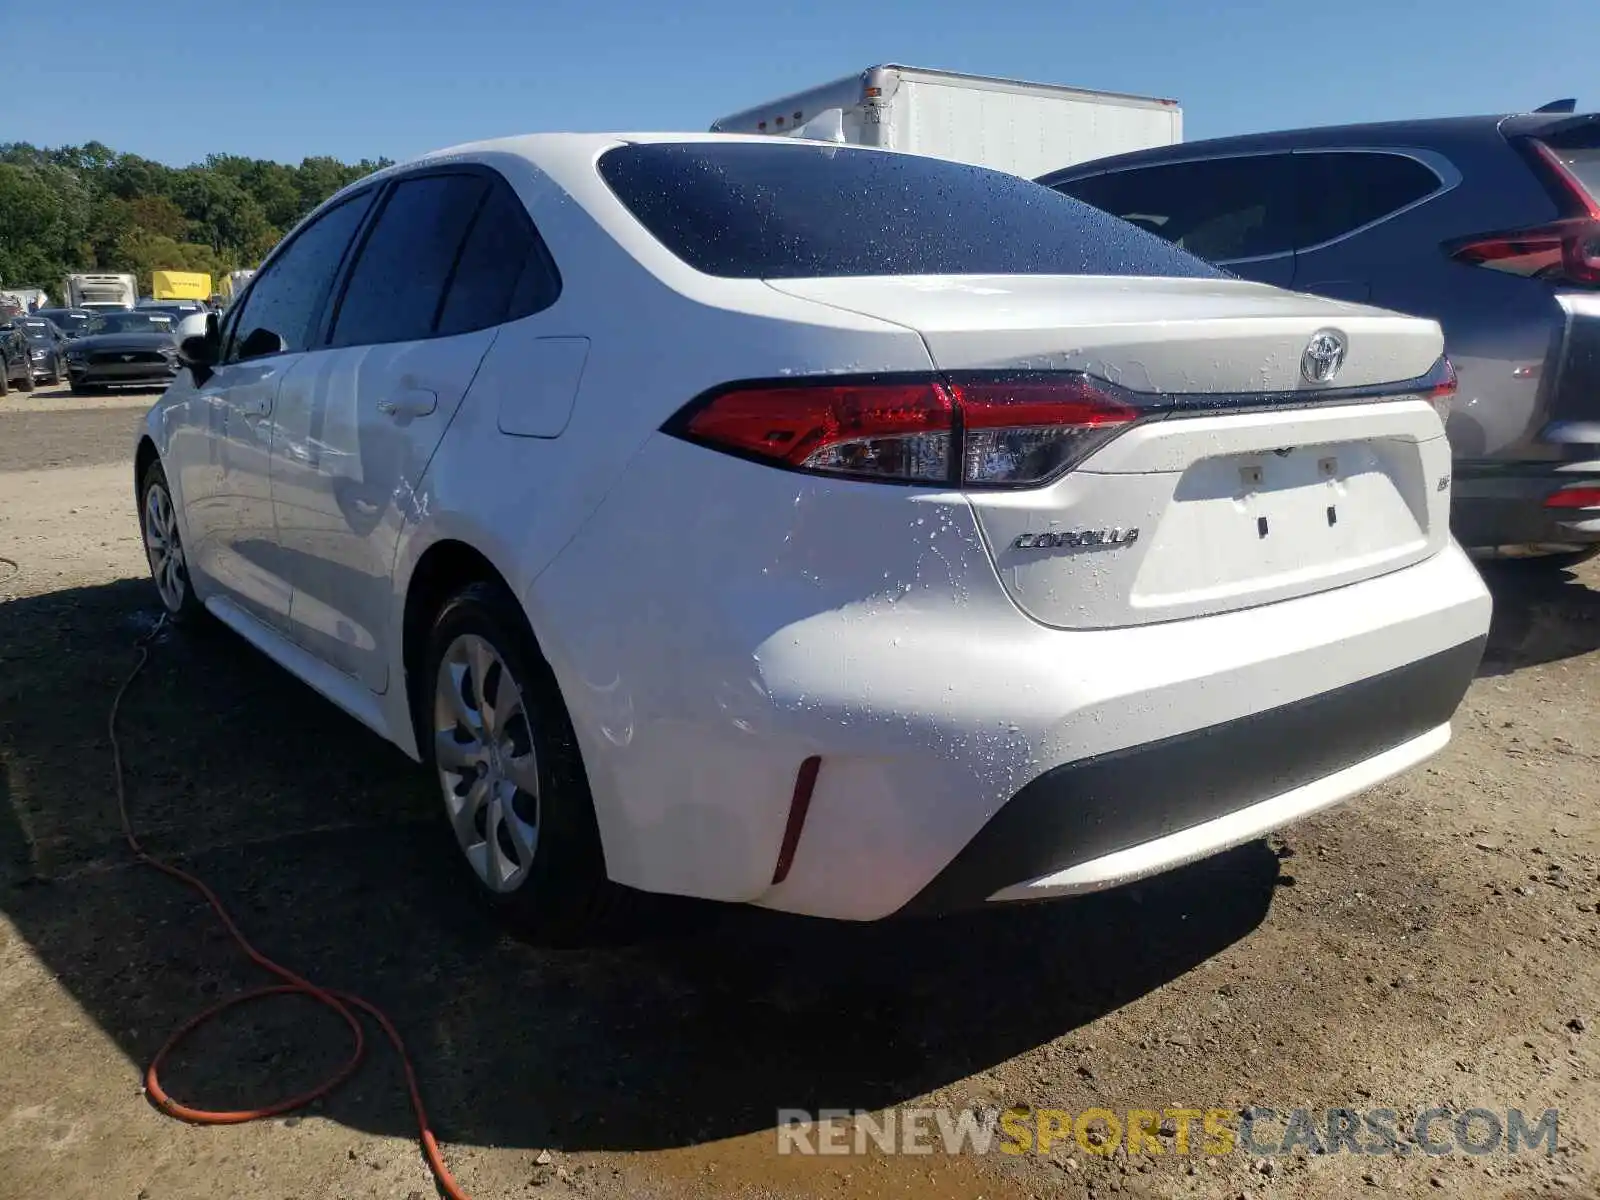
xmin=134 ymin=436 xmax=160 ymax=507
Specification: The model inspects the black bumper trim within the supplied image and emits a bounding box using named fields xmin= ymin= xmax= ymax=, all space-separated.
xmin=899 ymin=636 xmax=1486 ymax=917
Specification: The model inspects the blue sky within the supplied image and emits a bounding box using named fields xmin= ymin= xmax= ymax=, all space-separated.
xmin=10 ymin=0 xmax=1595 ymax=166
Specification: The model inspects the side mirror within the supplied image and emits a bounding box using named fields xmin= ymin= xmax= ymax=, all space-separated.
xmin=178 ymin=333 xmax=218 ymax=368
xmin=237 ymin=327 xmax=286 ymax=360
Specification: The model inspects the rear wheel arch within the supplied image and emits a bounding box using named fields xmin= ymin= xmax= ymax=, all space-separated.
xmin=401 ymin=539 xmax=540 ymax=734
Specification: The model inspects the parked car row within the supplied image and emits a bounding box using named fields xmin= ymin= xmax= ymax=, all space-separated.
xmin=0 ymin=314 xmax=72 ymax=393
xmin=0 ymin=308 xmax=184 ymax=396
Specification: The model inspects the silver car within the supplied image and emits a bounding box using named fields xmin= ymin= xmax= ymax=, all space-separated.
xmin=1041 ymin=106 xmax=1600 ymax=569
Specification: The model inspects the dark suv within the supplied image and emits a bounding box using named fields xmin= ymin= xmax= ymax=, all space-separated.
xmin=1041 ymin=110 xmax=1600 ymax=567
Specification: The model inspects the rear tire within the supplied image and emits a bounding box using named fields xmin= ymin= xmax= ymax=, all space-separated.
xmin=421 ymin=581 xmax=627 ymax=945
xmin=137 ymin=459 xmax=206 ymax=624
xmin=0 ymin=371 xmax=8 ymax=397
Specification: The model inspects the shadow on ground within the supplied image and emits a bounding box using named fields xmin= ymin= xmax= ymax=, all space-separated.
xmin=10 ymin=561 xmax=1589 ymax=1154
xmin=1476 ymin=558 xmax=1600 ymax=675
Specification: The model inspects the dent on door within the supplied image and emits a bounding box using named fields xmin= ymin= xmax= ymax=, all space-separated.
xmin=270 ymin=331 xmax=498 ymax=692
xmin=194 ymin=359 xmax=296 ymax=625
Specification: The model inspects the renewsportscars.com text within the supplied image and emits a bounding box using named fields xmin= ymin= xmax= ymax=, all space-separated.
xmin=776 ymin=1106 xmax=1559 ymax=1158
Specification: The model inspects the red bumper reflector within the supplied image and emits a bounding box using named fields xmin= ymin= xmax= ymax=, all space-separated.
xmin=1544 ymin=488 xmax=1600 ymax=509
xmin=771 ymin=756 xmax=822 ymax=885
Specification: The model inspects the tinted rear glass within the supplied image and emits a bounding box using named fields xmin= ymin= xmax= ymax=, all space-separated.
xmin=1538 ymin=136 xmax=1600 ymax=205
xmin=597 ymin=143 xmax=1224 ymax=280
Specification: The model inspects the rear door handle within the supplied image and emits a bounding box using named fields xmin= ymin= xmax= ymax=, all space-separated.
xmin=377 ymin=389 xmax=438 ymax=420
xmin=239 ymin=394 xmax=271 ymax=416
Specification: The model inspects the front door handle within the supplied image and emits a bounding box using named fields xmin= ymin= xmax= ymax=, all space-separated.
xmin=377 ymin=388 xmax=438 ymax=420
xmin=239 ymin=394 xmax=271 ymax=416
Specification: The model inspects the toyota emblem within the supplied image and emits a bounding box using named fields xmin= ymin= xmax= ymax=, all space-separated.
xmin=1301 ymin=330 xmax=1348 ymax=384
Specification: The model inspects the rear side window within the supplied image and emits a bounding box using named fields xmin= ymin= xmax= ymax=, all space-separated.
xmin=330 ymin=173 xmax=488 ymax=348
xmin=1296 ymin=152 xmax=1440 ymax=248
xmin=436 ymin=177 xmax=562 ymax=336
xmin=598 ymin=143 xmax=1223 ymax=280
xmin=1056 ymin=155 xmax=1298 ymax=262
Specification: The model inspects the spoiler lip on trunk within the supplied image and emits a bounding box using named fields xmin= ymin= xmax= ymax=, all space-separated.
xmin=1111 ymin=354 xmax=1456 ymax=416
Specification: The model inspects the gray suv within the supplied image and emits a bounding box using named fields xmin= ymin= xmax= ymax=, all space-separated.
xmin=1041 ymin=109 xmax=1600 ymax=568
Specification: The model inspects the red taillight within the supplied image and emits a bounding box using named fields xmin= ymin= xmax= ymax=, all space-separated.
xmin=681 ymin=380 xmax=954 ymax=483
xmin=947 ymin=377 xmax=1139 ymax=486
xmin=1449 ymin=138 xmax=1600 ymax=286
xmin=1428 ymin=357 xmax=1458 ymax=422
xmin=1447 ymin=217 xmax=1600 ymax=286
xmin=1544 ymin=487 xmax=1600 ymax=510
xmin=676 ymin=375 xmax=1138 ymax=487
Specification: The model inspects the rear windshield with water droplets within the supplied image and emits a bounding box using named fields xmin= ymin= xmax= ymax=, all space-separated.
xmin=597 ymin=142 xmax=1227 ymax=280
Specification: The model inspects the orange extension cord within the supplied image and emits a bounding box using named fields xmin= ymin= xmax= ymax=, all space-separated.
xmin=109 ymin=614 xmax=473 ymax=1200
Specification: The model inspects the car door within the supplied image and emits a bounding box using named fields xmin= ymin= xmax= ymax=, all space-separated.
xmin=1050 ymin=153 xmax=1299 ymax=288
xmin=178 ymin=188 xmax=376 ymax=628
xmin=269 ymin=169 xmax=557 ymax=691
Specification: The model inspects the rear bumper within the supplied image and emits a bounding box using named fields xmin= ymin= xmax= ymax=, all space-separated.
xmin=900 ymin=636 xmax=1483 ymax=914
xmin=536 ymin=434 xmax=1493 ymax=923
xmin=1452 ymin=460 xmax=1600 ymax=550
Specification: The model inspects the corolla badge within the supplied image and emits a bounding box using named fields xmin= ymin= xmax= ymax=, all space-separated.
xmin=1013 ymin=527 xmax=1139 ymax=551
xmin=1301 ymin=329 xmax=1348 ymax=384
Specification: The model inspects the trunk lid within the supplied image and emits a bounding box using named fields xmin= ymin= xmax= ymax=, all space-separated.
xmin=769 ymin=275 xmax=1452 ymax=626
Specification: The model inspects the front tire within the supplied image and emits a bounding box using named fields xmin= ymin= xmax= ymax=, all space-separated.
xmin=422 ymin=582 xmax=621 ymax=944
xmin=137 ymin=460 xmax=205 ymax=623
xmin=18 ymin=369 xmax=33 ymax=392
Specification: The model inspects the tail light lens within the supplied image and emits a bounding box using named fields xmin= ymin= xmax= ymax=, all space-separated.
xmin=1446 ymin=139 xmax=1600 ymax=286
xmin=678 ymin=381 xmax=954 ymax=484
xmin=1446 ymin=217 xmax=1600 ymax=286
xmin=673 ymin=375 xmax=1139 ymax=488
xmin=1428 ymin=357 xmax=1458 ymax=422
xmin=949 ymin=377 xmax=1138 ymax=485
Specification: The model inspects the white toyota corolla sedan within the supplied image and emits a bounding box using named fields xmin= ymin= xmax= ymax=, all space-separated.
xmin=136 ymin=133 xmax=1492 ymax=940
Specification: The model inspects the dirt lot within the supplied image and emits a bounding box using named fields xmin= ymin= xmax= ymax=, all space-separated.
xmin=1 ymin=383 xmax=1597 ymax=1200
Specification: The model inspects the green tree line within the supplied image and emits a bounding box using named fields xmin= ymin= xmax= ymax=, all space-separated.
xmin=0 ymin=141 xmax=392 ymax=299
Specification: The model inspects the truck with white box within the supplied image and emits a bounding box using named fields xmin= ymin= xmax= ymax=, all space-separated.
xmin=710 ymin=64 xmax=1182 ymax=178
xmin=62 ymin=273 xmax=138 ymax=310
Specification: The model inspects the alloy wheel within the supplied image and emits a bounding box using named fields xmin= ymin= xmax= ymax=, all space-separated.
xmin=142 ymin=482 xmax=188 ymax=612
xmin=433 ymin=634 xmax=542 ymax=893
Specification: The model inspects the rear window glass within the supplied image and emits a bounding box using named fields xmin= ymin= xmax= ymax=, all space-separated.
xmin=1537 ymin=138 xmax=1600 ymax=205
xmin=597 ymin=142 xmax=1224 ymax=280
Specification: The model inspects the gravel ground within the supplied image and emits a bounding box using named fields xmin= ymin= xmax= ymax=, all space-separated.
xmin=0 ymin=399 xmax=1596 ymax=1200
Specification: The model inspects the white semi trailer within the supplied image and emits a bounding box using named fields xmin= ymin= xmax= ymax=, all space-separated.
xmin=711 ymin=64 xmax=1182 ymax=179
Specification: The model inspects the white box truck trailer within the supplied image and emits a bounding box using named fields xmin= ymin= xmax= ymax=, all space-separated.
xmin=63 ymin=273 xmax=138 ymax=310
xmin=710 ymin=64 xmax=1182 ymax=178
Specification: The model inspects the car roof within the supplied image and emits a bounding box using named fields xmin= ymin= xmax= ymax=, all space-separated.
xmin=334 ymin=131 xmax=882 ymax=190
xmin=1039 ymin=111 xmax=1596 ymax=181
